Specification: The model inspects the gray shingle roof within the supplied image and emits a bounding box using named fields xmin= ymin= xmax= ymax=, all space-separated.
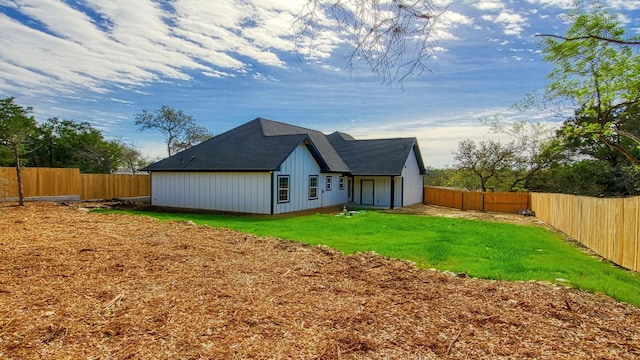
xmin=142 ymin=118 xmax=349 ymax=172
xmin=142 ymin=118 xmax=425 ymax=176
xmin=327 ymin=132 xmax=426 ymax=176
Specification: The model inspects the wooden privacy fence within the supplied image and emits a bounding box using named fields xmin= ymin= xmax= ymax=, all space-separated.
xmin=532 ymin=193 xmax=640 ymax=272
xmin=0 ymin=167 xmax=150 ymax=201
xmin=424 ymin=186 xmax=531 ymax=213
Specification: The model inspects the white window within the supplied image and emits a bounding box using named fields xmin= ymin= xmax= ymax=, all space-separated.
xmin=309 ymin=175 xmax=318 ymax=200
xmin=278 ymin=175 xmax=289 ymax=203
xmin=326 ymin=176 xmax=332 ymax=191
xmin=339 ymin=176 xmax=345 ymax=190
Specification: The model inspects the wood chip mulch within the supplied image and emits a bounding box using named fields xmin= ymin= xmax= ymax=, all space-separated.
xmin=1 ymin=202 xmax=639 ymax=359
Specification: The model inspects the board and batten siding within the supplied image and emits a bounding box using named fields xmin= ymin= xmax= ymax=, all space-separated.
xmin=351 ymin=147 xmax=423 ymax=208
xmin=401 ymin=147 xmax=424 ymax=206
xmin=353 ymin=176 xmax=392 ymax=207
xmin=150 ymin=171 xmax=272 ymax=213
xmin=272 ymin=144 xmax=348 ymax=214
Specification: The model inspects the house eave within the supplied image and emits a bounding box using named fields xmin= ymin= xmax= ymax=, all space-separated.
xmin=144 ymin=168 xmax=278 ymax=173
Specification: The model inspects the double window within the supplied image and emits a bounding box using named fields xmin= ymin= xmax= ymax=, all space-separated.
xmin=277 ymin=175 xmax=289 ymax=203
xmin=309 ymin=175 xmax=318 ymax=200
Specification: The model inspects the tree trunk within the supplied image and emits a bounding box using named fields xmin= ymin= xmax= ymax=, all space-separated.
xmin=13 ymin=143 xmax=25 ymax=206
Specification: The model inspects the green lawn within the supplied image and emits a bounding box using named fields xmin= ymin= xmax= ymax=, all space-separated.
xmin=97 ymin=208 xmax=640 ymax=307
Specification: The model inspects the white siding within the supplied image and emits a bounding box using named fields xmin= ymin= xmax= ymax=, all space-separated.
xmin=151 ymin=171 xmax=272 ymax=214
xmin=352 ymin=148 xmax=423 ymax=209
xmin=353 ymin=176 xmax=393 ymax=207
xmin=394 ymin=176 xmax=403 ymax=208
xmin=149 ymin=143 xmax=421 ymax=213
xmin=273 ymin=144 xmax=347 ymax=214
xmin=401 ymin=147 xmax=424 ymax=206
xmin=320 ymin=174 xmax=348 ymax=208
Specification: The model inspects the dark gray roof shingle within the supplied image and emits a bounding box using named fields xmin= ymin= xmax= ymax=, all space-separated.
xmin=142 ymin=118 xmax=349 ymax=172
xmin=143 ymin=118 xmax=425 ymax=176
xmin=327 ymin=132 xmax=426 ymax=176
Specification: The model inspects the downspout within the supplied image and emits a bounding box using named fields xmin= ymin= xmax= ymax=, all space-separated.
xmin=390 ymin=176 xmax=395 ymax=210
xmin=148 ymin=171 xmax=153 ymax=206
xmin=270 ymin=171 xmax=275 ymax=215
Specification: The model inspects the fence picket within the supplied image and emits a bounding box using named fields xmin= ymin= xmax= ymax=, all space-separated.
xmin=0 ymin=167 xmax=149 ymax=201
xmin=425 ymin=187 xmax=640 ymax=272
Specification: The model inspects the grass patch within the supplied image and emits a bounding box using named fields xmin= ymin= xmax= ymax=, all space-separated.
xmin=97 ymin=208 xmax=640 ymax=307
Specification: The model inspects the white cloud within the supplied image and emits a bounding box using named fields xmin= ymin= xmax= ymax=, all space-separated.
xmin=607 ymin=0 xmax=640 ymax=10
xmin=434 ymin=11 xmax=473 ymax=40
xmin=489 ymin=11 xmax=528 ymax=36
xmin=526 ymin=0 xmax=575 ymax=9
xmin=528 ymin=0 xmax=640 ymax=10
xmin=474 ymin=0 xmax=505 ymax=11
xmin=0 ymin=0 xmax=340 ymax=97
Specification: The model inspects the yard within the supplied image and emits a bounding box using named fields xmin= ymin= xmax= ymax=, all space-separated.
xmin=1 ymin=202 xmax=639 ymax=359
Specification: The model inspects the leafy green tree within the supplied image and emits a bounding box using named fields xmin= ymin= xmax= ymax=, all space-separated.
xmin=29 ymin=118 xmax=125 ymax=173
xmin=134 ymin=105 xmax=213 ymax=157
xmin=483 ymin=117 xmax=568 ymax=191
xmin=453 ymin=139 xmax=517 ymax=192
xmin=528 ymin=159 xmax=636 ymax=196
xmin=423 ymin=167 xmax=455 ymax=187
xmin=539 ymin=2 xmax=640 ymax=166
xmin=0 ymin=97 xmax=37 ymax=205
xmin=115 ymin=139 xmax=151 ymax=174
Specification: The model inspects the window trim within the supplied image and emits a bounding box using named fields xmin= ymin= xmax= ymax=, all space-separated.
xmin=309 ymin=175 xmax=319 ymax=200
xmin=338 ymin=176 xmax=345 ymax=190
xmin=277 ymin=175 xmax=290 ymax=203
xmin=326 ymin=176 xmax=332 ymax=191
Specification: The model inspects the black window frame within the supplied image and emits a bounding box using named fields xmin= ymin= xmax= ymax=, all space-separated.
xmin=277 ymin=175 xmax=290 ymax=203
xmin=309 ymin=175 xmax=319 ymax=200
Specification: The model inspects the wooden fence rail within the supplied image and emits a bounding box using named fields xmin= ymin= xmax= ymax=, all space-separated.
xmin=424 ymin=186 xmax=531 ymax=213
xmin=0 ymin=167 xmax=149 ymax=201
xmin=424 ymin=186 xmax=640 ymax=273
xmin=532 ymin=193 xmax=640 ymax=272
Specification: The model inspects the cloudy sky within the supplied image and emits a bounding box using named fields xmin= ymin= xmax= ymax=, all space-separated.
xmin=2 ymin=0 xmax=640 ymax=167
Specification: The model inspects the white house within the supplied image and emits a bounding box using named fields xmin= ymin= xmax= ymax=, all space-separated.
xmin=142 ymin=118 xmax=426 ymax=214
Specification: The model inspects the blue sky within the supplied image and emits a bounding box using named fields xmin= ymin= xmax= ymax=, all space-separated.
xmin=1 ymin=0 xmax=639 ymax=167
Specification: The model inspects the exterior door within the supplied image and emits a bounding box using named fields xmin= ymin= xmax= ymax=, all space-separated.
xmin=361 ymin=180 xmax=374 ymax=205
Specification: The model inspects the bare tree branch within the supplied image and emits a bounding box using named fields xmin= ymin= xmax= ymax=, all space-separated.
xmin=293 ymin=0 xmax=444 ymax=85
xmin=536 ymin=33 xmax=640 ymax=46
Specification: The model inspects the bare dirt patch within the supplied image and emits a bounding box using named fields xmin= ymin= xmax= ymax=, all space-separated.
xmin=1 ymin=202 xmax=639 ymax=359
xmin=385 ymin=203 xmax=548 ymax=227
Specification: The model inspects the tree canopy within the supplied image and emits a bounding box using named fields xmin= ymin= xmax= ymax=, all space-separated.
xmin=539 ymin=2 xmax=640 ymax=166
xmin=134 ymin=105 xmax=213 ymax=157
xmin=27 ymin=118 xmax=127 ymax=173
xmin=0 ymin=97 xmax=37 ymax=205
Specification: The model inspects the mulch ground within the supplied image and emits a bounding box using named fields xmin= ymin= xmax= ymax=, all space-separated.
xmin=1 ymin=202 xmax=639 ymax=359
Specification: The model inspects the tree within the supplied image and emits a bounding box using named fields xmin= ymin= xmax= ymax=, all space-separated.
xmin=134 ymin=105 xmax=213 ymax=157
xmin=538 ymin=2 xmax=640 ymax=166
xmin=557 ymin=108 xmax=640 ymax=195
xmin=115 ymin=139 xmax=151 ymax=174
xmin=294 ymin=0 xmax=443 ymax=85
xmin=170 ymin=124 xmax=213 ymax=155
xmin=483 ymin=117 xmax=568 ymax=191
xmin=453 ymin=139 xmax=517 ymax=192
xmin=0 ymin=97 xmax=37 ymax=205
xmin=27 ymin=118 xmax=125 ymax=173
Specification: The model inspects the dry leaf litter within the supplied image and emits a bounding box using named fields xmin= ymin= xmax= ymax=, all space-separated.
xmin=0 ymin=202 xmax=639 ymax=359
